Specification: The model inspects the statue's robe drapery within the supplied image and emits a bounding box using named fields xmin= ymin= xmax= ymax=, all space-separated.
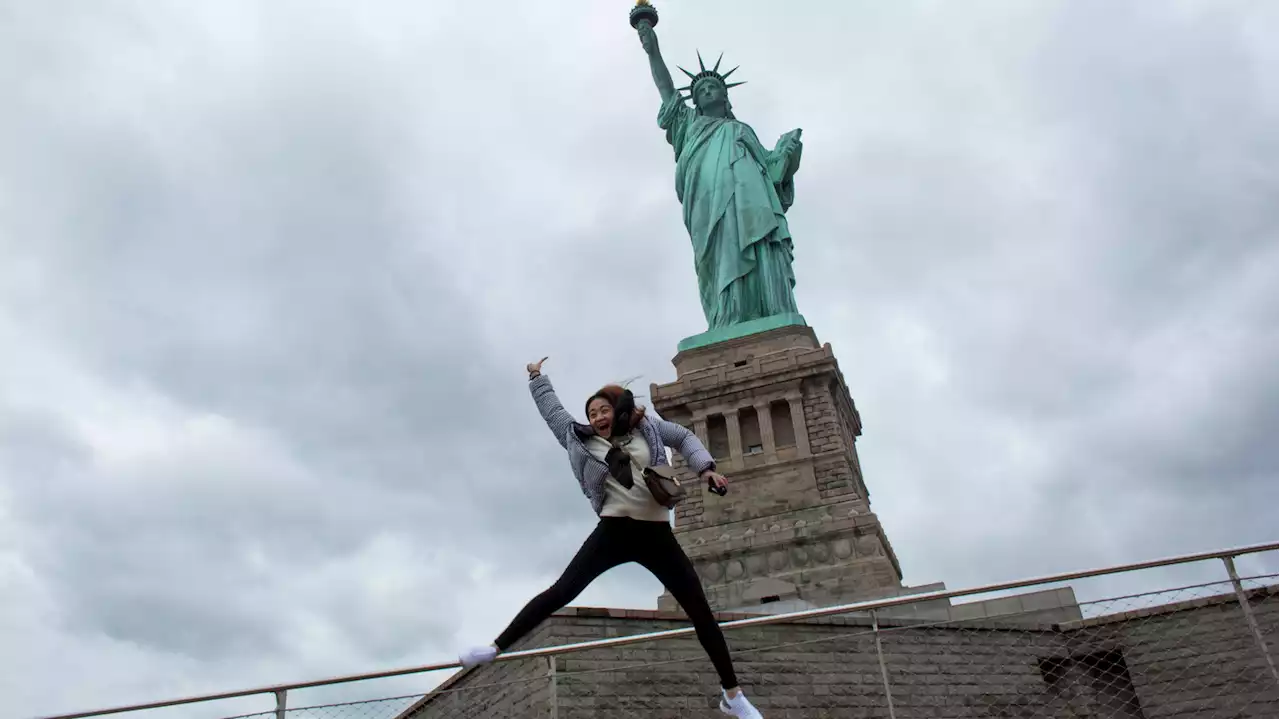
xmin=659 ymin=94 xmax=800 ymax=329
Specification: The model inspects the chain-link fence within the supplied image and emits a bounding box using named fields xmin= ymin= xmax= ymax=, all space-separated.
xmin=226 ymin=696 xmax=424 ymax=719
xmin=35 ymin=547 xmax=1280 ymax=719
xmin=874 ymin=575 xmax=1278 ymax=719
xmin=411 ymin=578 xmax=1277 ymax=718
xmin=216 ymin=576 xmax=1278 ymax=719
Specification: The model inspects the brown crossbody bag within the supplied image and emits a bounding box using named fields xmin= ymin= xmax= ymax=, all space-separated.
xmin=642 ymin=464 xmax=687 ymax=509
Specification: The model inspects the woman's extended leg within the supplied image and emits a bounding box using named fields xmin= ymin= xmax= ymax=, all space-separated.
xmin=636 ymin=523 xmax=764 ymax=718
xmin=493 ymin=520 xmax=626 ymax=651
xmin=635 ymin=526 xmax=738 ymax=688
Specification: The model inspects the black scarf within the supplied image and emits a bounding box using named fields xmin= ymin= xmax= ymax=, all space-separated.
xmin=605 ymin=444 xmax=635 ymax=489
xmin=603 ymin=389 xmax=638 ymax=489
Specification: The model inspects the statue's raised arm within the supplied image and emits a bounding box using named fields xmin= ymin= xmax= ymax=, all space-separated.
xmin=632 ymin=4 xmax=675 ymax=104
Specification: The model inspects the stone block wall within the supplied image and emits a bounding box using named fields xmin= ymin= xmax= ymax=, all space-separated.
xmin=402 ymin=586 xmax=1278 ymax=719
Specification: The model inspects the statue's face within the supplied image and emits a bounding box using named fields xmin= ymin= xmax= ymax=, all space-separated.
xmin=694 ymin=80 xmax=726 ymax=111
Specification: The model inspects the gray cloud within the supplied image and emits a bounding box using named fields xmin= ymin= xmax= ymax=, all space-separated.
xmin=1 ymin=0 xmax=1275 ymax=716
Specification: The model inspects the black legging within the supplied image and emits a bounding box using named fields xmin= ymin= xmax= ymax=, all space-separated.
xmin=495 ymin=517 xmax=739 ymax=689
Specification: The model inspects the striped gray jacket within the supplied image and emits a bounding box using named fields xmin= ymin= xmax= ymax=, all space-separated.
xmin=530 ymin=374 xmax=716 ymax=515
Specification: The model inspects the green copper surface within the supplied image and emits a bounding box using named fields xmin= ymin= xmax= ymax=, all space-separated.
xmin=676 ymin=313 xmax=808 ymax=352
xmin=635 ymin=7 xmax=807 ymax=333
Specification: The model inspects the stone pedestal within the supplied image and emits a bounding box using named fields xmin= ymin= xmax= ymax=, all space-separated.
xmin=651 ymin=323 xmax=913 ymax=612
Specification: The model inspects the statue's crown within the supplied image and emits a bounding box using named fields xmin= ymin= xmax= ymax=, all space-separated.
xmin=677 ymin=51 xmax=745 ymax=102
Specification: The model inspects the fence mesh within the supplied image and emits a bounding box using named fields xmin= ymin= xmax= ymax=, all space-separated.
xmin=220 ymin=575 xmax=1278 ymax=719
xmin=226 ymin=695 xmax=423 ymax=719
xmin=876 ymin=575 xmax=1278 ymax=719
xmin=30 ymin=557 xmax=1269 ymax=711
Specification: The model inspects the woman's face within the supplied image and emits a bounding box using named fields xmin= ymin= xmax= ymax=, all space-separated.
xmin=587 ymin=398 xmax=615 ymax=437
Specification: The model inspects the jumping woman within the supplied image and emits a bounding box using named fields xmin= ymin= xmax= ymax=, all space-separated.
xmin=457 ymin=357 xmax=765 ymax=718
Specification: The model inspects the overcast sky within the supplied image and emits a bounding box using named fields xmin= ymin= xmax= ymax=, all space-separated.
xmin=1 ymin=1 xmax=1276 ymax=717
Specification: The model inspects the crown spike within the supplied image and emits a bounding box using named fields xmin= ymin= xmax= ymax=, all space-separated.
xmin=725 ymin=81 xmax=746 ymax=89
xmin=713 ymin=52 xmax=724 ymax=73
xmin=697 ymin=50 xmax=706 ymax=72
xmin=677 ymin=66 xmax=697 ymax=80
xmin=721 ymin=65 xmax=739 ymax=80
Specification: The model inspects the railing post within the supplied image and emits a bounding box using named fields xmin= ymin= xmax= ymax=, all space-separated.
xmin=871 ymin=610 xmax=897 ymax=719
xmin=1221 ymin=555 xmax=1278 ymax=682
xmin=274 ymin=689 xmax=287 ymax=719
xmin=547 ymin=656 xmax=558 ymax=719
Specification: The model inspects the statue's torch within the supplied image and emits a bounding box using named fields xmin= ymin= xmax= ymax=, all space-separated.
xmin=629 ymin=0 xmax=658 ymax=31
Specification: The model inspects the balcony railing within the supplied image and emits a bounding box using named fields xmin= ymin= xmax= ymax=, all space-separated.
xmin=34 ymin=541 xmax=1279 ymax=719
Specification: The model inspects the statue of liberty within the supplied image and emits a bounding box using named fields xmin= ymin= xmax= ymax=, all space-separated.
xmin=632 ymin=2 xmax=805 ymax=336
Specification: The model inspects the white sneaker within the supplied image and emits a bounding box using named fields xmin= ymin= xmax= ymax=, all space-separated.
xmin=459 ymin=644 xmax=498 ymax=669
xmin=719 ymin=689 xmax=763 ymax=718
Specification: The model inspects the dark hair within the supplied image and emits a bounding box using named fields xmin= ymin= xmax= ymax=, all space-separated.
xmin=585 ymin=384 xmax=646 ymax=433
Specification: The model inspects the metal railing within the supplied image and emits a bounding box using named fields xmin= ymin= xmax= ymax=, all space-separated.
xmin=34 ymin=541 xmax=1279 ymax=719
